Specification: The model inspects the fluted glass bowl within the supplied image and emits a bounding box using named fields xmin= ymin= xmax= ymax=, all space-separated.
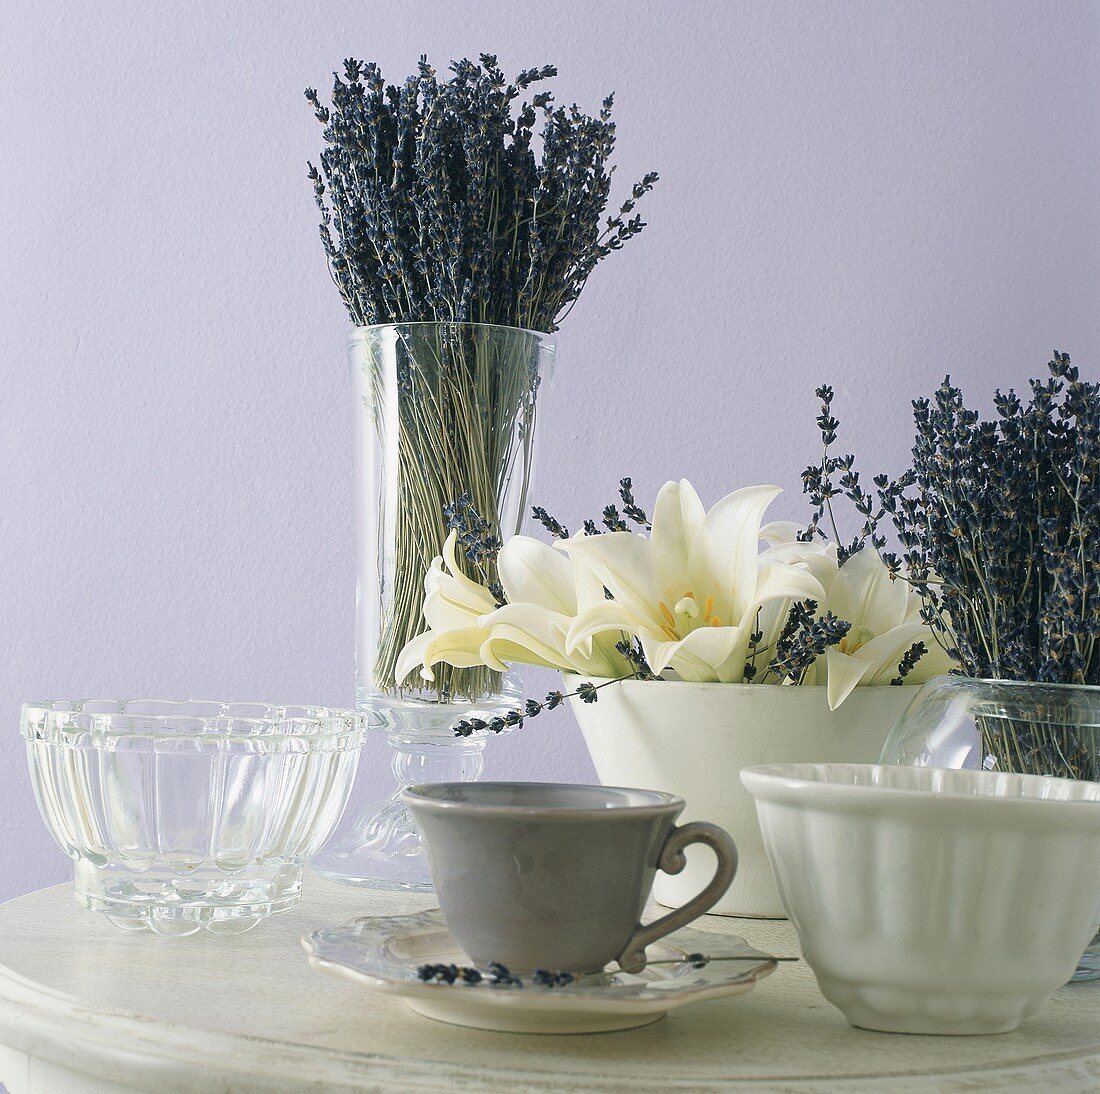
xmin=22 ymin=700 xmax=368 ymax=936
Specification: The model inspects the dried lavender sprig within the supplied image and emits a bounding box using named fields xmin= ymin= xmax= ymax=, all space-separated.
xmin=531 ymin=506 xmax=569 ymax=539
xmin=417 ymin=963 xmax=484 ymax=985
xmin=416 ymin=962 xmax=529 ymax=986
xmin=532 ymin=476 xmax=648 ymax=542
xmin=602 ymin=505 xmax=629 ymax=531
xmin=800 ymin=385 xmax=897 ymax=559
xmin=619 ymin=477 xmax=651 ymax=529
xmin=416 ymin=953 xmax=796 ymax=988
xmin=766 ymin=601 xmax=851 ymax=684
xmin=453 ymin=672 xmax=648 ymax=737
xmin=890 ymin=641 xmax=928 ymax=686
xmin=445 ymin=494 xmax=503 ymax=568
xmin=615 ymin=638 xmax=658 ymax=680
xmin=453 ymin=681 xmax=594 ymax=738
xmin=532 ymin=968 xmax=578 ymax=987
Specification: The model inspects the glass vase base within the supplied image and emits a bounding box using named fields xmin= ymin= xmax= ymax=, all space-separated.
xmin=75 ymin=860 xmax=303 ymax=936
xmin=310 ymin=793 xmax=434 ymax=891
xmin=314 ymin=696 xmax=504 ymax=889
xmin=311 ymin=857 xmax=433 ymax=893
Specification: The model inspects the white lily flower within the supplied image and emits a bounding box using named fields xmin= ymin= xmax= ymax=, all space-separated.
xmin=395 ymin=531 xmax=627 ymax=684
xmin=477 ymin=536 xmax=626 ymax=678
xmin=560 ymin=481 xmax=826 ymax=682
xmin=394 ymin=531 xmax=498 ymax=684
xmin=818 ymin=546 xmax=954 ymax=709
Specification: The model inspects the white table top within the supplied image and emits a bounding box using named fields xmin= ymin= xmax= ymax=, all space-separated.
xmin=0 ymin=879 xmax=1098 ymax=1092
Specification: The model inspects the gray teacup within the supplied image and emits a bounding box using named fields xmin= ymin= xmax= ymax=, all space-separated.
xmin=402 ymin=781 xmax=738 ymax=975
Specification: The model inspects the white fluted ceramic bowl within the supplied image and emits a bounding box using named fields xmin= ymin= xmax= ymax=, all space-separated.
xmin=741 ymin=763 xmax=1100 ymax=1035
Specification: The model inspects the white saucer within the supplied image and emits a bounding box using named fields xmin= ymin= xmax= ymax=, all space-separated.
xmin=302 ymin=908 xmax=777 ymax=1034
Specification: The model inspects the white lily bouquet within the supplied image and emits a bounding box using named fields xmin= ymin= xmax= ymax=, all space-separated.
xmin=396 ymin=477 xmax=953 ymax=733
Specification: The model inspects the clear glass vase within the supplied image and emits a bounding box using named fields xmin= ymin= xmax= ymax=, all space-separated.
xmin=881 ymin=675 xmax=1100 ymax=980
xmin=313 ymin=322 xmax=553 ymax=890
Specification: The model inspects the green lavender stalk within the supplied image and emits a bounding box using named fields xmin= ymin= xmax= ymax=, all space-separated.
xmin=368 ymin=323 xmax=542 ymax=699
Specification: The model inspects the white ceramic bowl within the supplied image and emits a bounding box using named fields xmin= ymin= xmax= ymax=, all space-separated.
xmin=740 ymin=763 xmax=1100 ymax=1034
xmin=570 ymin=676 xmax=909 ymax=916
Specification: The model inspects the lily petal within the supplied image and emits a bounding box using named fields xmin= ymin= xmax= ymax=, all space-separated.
xmin=560 ymin=532 xmax=660 ymax=626
xmin=760 ymin=539 xmax=839 ymax=592
xmin=825 ymin=647 xmax=879 ymax=710
xmin=564 ymin=601 xmax=639 ymax=655
xmin=640 ymin=621 xmax=747 ymax=679
xmin=754 ymin=560 xmax=827 ymax=606
xmin=441 ymin=530 xmax=498 ymax=604
xmin=478 ymin=630 xmax=568 ymax=673
xmin=760 ymin=520 xmax=802 ymax=546
xmin=691 ymin=485 xmax=783 ymax=620
xmin=399 ymin=625 xmax=492 ymax=683
xmin=828 ymin=548 xmax=908 ymax=634
xmin=825 ymin=620 xmax=952 ymax=708
xmin=477 ymin=602 xmax=573 ymax=670
xmin=395 ymin=631 xmax=433 ymax=685
xmin=422 ymin=579 xmax=496 ymax=632
xmin=651 ymin=479 xmax=706 ymax=595
xmin=498 ymin=536 xmax=577 ymax=614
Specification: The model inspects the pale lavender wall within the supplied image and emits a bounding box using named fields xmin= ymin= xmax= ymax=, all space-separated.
xmin=2 ymin=0 xmax=1097 ymax=901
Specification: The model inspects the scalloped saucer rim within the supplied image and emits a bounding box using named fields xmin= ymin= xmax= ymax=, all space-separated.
xmin=301 ymin=908 xmax=777 ymax=1034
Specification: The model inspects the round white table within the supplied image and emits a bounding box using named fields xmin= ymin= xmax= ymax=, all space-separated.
xmin=0 ymin=880 xmax=1098 ymax=1092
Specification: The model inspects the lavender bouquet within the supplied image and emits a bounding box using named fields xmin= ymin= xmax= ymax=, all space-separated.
xmin=306 ymin=56 xmax=656 ymax=704
xmin=881 ymin=354 xmax=1100 ymax=688
xmin=818 ymin=354 xmax=1100 ymax=778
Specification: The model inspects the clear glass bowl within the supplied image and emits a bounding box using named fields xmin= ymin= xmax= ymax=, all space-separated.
xmin=22 ymin=700 xmax=368 ymax=936
xmin=880 ymin=676 xmax=1100 ymax=980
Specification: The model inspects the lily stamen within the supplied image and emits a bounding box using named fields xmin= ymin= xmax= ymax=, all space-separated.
xmin=674 ymin=594 xmax=699 ymax=618
xmin=838 ymin=627 xmax=874 ymax=656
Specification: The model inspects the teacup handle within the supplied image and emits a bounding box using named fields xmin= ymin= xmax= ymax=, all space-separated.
xmin=616 ymin=822 xmax=738 ymax=974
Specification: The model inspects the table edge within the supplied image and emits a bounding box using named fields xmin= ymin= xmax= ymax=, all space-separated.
xmin=3 ymin=960 xmax=1100 ymax=1093
xmin=3 ymin=886 xmax=1100 ymax=1092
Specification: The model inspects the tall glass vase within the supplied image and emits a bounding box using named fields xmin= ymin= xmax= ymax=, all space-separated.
xmin=313 ymin=322 xmax=553 ymax=889
xmin=881 ymin=676 xmax=1100 ymax=980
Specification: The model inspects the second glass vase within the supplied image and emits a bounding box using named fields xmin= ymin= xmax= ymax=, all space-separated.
xmin=313 ymin=322 xmax=553 ymax=889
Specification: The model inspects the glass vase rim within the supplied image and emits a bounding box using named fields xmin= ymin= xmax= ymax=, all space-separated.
xmin=350 ymin=319 xmax=554 ymax=341
xmin=924 ymin=675 xmax=1100 ymax=696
